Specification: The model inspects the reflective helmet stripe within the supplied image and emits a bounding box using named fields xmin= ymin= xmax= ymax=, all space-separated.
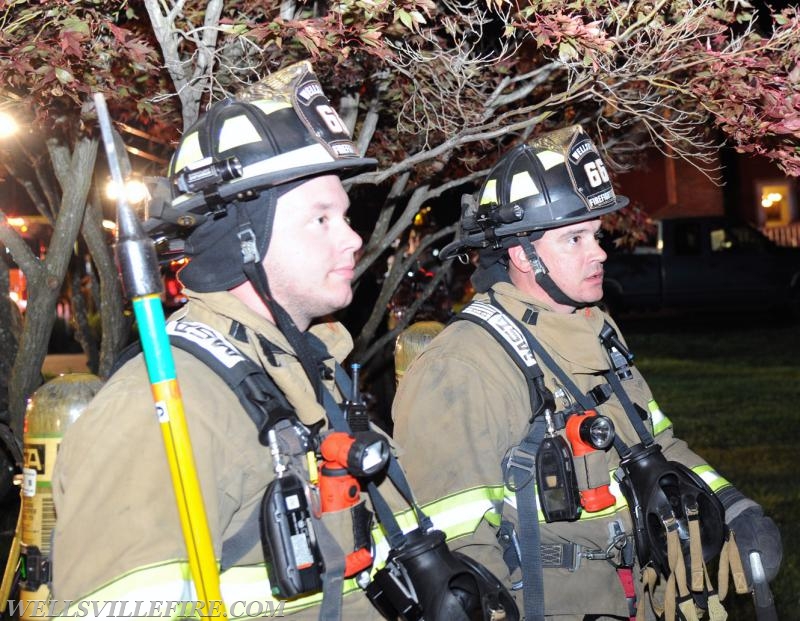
xmin=170 ymin=130 xmax=202 ymax=176
xmin=242 ymin=143 xmax=336 ymax=180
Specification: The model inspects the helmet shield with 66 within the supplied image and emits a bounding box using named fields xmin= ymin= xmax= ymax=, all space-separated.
xmin=442 ymin=125 xmax=628 ymax=259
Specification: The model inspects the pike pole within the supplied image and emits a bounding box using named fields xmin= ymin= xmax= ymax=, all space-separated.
xmin=93 ymin=93 xmax=225 ymax=615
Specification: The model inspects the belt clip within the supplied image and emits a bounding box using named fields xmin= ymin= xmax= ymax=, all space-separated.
xmin=20 ymin=544 xmax=51 ymax=591
xmin=568 ymin=543 xmax=582 ymax=572
xmin=503 ymin=445 xmax=536 ymax=491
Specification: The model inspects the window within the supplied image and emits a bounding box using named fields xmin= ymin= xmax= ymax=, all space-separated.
xmin=673 ymin=221 xmax=701 ymax=256
xmin=758 ymin=181 xmax=794 ymax=227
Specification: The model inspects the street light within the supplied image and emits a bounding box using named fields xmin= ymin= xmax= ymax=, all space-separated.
xmin=0 ymin=111 xmax=18 ymax=139
xmin=105 ymin=177 xmax=149 ymax=206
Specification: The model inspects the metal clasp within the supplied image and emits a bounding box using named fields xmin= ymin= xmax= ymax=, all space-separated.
xmin=237 ymin=226 xmax=260 ymax=264
xmin=503 ymin=445 xmax=536 ymax=491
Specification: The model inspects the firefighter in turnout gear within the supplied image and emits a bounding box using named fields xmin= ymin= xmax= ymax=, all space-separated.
xmin=52 ymin=60 xmax=389 ymax=620
xmin=51 ymin=61 xmax=516 ymax=621
xmin=392 ymin=125 xmax=782 ymax=620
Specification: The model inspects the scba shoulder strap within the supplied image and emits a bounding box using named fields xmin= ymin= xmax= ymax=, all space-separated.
xmin=113 ymin=319 xmax=300 ymax=570
xmin=113 ymin=319 xmax=295 ymax=445
xmin=454 ymin=299 xmax=549 ymax=621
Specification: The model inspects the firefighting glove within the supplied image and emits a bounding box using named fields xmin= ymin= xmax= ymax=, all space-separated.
xmin=719 ymin=486 xmax=782 ymax=586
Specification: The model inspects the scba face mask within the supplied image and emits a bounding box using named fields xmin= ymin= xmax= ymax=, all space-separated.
xmin=366 ymin=528 xmax=520 ymax=621
xmin=617 ymin=443 xmax=726 ymax=578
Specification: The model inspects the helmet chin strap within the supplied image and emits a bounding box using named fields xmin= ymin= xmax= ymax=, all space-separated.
xmin=238 ymin=207 xmax=324 ymax=404
xmin=518 ymin=236 xmax=585 ymax=310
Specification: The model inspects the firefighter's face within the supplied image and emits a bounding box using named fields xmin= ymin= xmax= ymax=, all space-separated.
xmin=262 ymin=175 xmax=362 ymax=330
xmin=510 ymin=219 xmax=607 ymax=313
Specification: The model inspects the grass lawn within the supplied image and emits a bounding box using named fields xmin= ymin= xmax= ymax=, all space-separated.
xmin=619 ymin=310 xmax=800 ymax=620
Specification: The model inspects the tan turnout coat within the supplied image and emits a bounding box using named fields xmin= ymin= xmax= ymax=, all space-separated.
xmin=52 ymin=289 xmax=392 ymax=619
xmin=392 ymin=282 xmax=725 ymax=620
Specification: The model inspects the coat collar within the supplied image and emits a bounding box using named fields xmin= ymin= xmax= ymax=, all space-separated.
xmin=483 ymin=283 xmax=615 ymax=374
xmin=177 ymin=289 xmax=353 ymax=362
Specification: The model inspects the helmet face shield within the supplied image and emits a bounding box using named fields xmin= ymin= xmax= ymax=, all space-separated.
xmin=442 ymin=125 xmax=628 ymax=259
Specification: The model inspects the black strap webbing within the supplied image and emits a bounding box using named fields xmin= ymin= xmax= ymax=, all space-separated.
xmin=517 ymin=318 xmax=654 ymax=452
xmin=458 ymin=300 xmax=547 ymax=418
xmin=515 ymin=325 xmax=631 ymax=456
xmin=510 ymin=419 xmax=547 ymax=621
xmin=327 ymin=365 xmax=433 ymax=549
xmin=163 ymin=320 xmax=341 ymax=620
xmin=112 ymin=321 xmax=304 ymax=572
xmin=112 ymin=320 xmax=295 ymax=445
xmin=456 ymin=299 xmax=548 ymax=621
xmin=239 ymin=218 xmax=324 ymax=405
xmin=604 ymin=369 xmax=654 ymax=450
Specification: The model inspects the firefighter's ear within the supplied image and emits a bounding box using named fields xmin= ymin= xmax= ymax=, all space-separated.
xmin=507 ymin=244 xmax=531 ymax=273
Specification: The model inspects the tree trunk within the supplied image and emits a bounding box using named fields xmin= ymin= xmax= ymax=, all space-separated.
xmin=7 ymin=136 xmax=98 ymax=441
xmin=0 ymin=256 xmax=22 ymax=418
xmin=70 ymin=268 xmax=99 ymax=374
xmin=82 ymin=191 xmax=128 ymax=377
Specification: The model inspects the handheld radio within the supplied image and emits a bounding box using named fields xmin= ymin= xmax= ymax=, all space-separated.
xmin=261 ymin=428 xmax=323 ymax=598
xmin=536 ymin=407 xmax=581 ymax=523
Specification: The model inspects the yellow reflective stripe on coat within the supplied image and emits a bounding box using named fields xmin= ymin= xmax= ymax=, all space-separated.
xmin=692 ymin=464 xmax=731 ymax=492
xmin=58 ymin=561 xmax=359 ymax=619
xmin=398 ymin=479 xmax=632 ymax=545
xmin=370 ymin=485 xmax=505 ymax=559
xmin=649 ymin=400 xmax=673 ymax=435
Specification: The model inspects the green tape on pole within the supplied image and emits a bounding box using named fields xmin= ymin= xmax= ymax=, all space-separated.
xmin=133 ymin=296 xmax=176 ymax=383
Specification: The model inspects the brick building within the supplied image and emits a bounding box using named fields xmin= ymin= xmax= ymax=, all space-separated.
xmin=617 ymin=149 xmax=800 ymax=246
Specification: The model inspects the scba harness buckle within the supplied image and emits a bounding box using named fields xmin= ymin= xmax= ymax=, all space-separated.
xmin=502 ymin=445 xmax=537 ymax=492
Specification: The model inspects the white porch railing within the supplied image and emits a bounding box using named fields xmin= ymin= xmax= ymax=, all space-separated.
xmin=761 ymin=223 xmax=800 ymax=248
